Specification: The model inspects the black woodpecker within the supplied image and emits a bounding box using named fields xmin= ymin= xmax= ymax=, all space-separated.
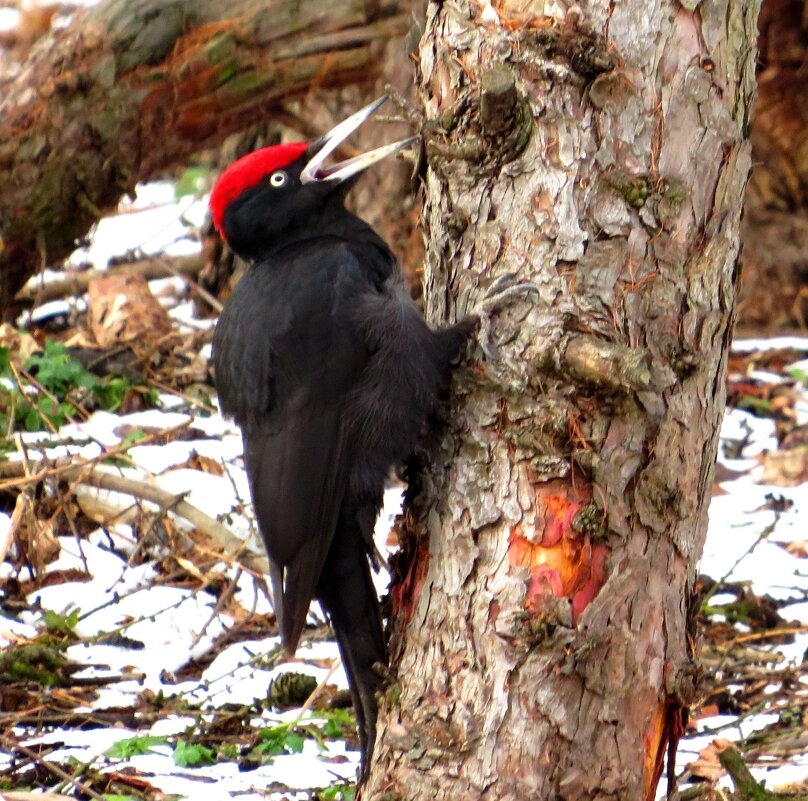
xmin=210 ymin=97 xmax=476 ymax=781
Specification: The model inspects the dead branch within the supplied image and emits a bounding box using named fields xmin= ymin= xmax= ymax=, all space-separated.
xmin=0 ymin=455 xmax=268 ymax=574
xmin=0 ymin=736 xmax=107 ymax=801
xmin=15 ymin=253 xmax=203 ymax=305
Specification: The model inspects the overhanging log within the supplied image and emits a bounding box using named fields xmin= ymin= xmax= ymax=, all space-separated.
xmin=0 ymin=0 xmax=407 ymax=312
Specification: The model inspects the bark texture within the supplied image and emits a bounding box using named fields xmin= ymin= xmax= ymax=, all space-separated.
xmin=366 ymin=1 xmax=758 ymax=799
xmin=0 ymin=0 xmax=406 ymax=311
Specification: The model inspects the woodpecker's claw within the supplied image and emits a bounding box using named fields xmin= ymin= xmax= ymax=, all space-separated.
xmin=301 ymin=96 xmax=419 ymax=185
xmin=473 ymin=276 xmax=540 ymax=361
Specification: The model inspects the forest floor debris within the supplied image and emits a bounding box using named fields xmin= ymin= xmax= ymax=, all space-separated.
xmin=1 ymin=182 xmax=807 ymax=800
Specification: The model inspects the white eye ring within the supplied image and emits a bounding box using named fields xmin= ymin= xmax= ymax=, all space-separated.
xmin=269 ymin=171 xmax=287 ymax=187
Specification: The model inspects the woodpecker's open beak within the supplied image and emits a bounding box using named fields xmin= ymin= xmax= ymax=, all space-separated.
xmin=300 ymin=96 xmax=418 ymax=185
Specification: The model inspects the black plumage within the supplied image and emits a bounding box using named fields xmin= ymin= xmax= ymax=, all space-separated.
xmin=210 ymin=99 xmax=475 ymax=779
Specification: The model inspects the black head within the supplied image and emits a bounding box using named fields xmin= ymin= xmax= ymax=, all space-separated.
xmin=209 ymin=97 xmax=417 ymax=261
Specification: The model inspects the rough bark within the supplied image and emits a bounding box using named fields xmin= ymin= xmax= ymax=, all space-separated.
xmin=366 ymin=2 xmax=758 ymax=800
xmin=0 ymin=0 xmax=407 ymax=312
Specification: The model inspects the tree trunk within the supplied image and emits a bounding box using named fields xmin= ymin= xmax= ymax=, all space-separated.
xmin=366 ymin=2 xmax=758 ymax=799
xmin=0 ymin=0 xmax=407 ymax=312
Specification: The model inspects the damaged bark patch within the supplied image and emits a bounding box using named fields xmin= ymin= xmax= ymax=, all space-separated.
xmin=508 ymin=483 xmax=608 ymax=624
xmin=391 ymin=539 xmax=431 ymax=624
xmin=643 ymin=699 xmax=685 ymax=801
xmin=643 ymin=700 xmax=668 ymax=801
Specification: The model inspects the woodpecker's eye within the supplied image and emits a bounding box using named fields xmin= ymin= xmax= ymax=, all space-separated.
xmin=269 ymin=171 xmax=287 ymax=188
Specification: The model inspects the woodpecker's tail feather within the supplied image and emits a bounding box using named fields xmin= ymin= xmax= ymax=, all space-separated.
xmin=316 ymin=527 xmax=386 ymax=784
xmin=269 ymin=560 xmax=317 ymax=656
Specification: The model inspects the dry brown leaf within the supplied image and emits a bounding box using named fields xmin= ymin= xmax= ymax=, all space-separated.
xmin=781 ymin=424 xmax=808 ymax=450
xmin=761 ymin=446 xmax=808 ymax=486
xmin=175 ymin=556 xmax=205 ymax=580
xmin=12 ymin=492 xmax=61 ymax=575
xmin=687 ymin=738 xmax=737 ymax=781
xmin=0 ymin=322 xmax=40 ymax=363
xmin=693 ymin=703 xmax=720 ymax=720
xmin=773 ymin=539 xmax=808 ymax=558
xmin=0 ymin=3 xmax=57 ymax=53
xmin=88 ymin=274 xmax=172 ymax=348
xmin=188 ymin=453 xmax=224 ymax=476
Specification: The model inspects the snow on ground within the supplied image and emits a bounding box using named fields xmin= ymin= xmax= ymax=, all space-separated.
xmin=4 ymin=371 xmax=807 ymax=798
xmin=2 ymin=184 xmax=807 ymax=798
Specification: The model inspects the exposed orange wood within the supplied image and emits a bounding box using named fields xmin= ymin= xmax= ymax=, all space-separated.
xmin=391 ymin=538 xmax=431 ymax=623
xmin=508 ymin=481 xmax=607 ymax=623
xmin=643 ymin=699 xmax=685 ymax=801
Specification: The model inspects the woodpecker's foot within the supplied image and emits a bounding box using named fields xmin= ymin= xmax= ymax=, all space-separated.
xmin=383 ymin=84 xmax=425 ymax=129
xmin=473 ymin=274 xmax=540 ymax=361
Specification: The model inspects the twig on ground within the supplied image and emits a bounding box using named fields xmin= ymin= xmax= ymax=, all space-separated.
xmin=295 ymin=660 xmax=342 ymax=720
xmin=701 ymin=515 xmax=782 ymax=610
xmin=0 ymin=735 xmax=107 ymax=801
xmin=718 ymin=744 xmax=776 ymax=800
xmin=156 ymin=255 xmax=223 ymax=313
xmin=0 ymin=454 xmax=267 ymax=573
xmin=189 ymin=568 xmax=240 ymax=650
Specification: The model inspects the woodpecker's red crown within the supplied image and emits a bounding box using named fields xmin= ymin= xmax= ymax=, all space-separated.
xmin=209 ymin=142 xmax=308 ymax=235
xmin=208 ymin=98 xmax=418 ymax=248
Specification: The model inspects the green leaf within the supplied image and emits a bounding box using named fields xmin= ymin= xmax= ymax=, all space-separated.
xmin=175 ymin=166 xmax=210 ymax=198
xmin=254 ymin=723 xmax=306 ymax=757
xmin=787 ymin=366 xmax=808 ymax=385
xmin=25 ymin=342 xmax=97 ymax=397
xmin=105 ymin=735 xmax=169 ymax=759
xmin=216 ymin=742 xmax=240 ymax=761
xmin=737 ymin=396 xmax=772 ymax=416
xmin=320 ymin=784 xmax=356 ymax=801
xmin=42 ymin=608 xmax=80 ymax=633
xmin=121 ymin=429 xmax=147 ymax=447
xmin=173 ymin=738 xmax=216 ymax=767
xmin=23 ymin=404 xmax=42 ymax=431
xmin=283 ymin=731 xmax=305 ymax=753
xmin=0 ymin=345 xmax=10 ymax=375
xmin=18 ymin=341 xmax=159 ymax=425
xmin=321 ymin=708 xmax=355 ymax=739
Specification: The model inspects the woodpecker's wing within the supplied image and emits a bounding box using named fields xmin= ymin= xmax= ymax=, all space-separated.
xmin=242 ymin=407 xmax=352 ymax=651
xmin=212 ymin=240 xmax=379 ymax=652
